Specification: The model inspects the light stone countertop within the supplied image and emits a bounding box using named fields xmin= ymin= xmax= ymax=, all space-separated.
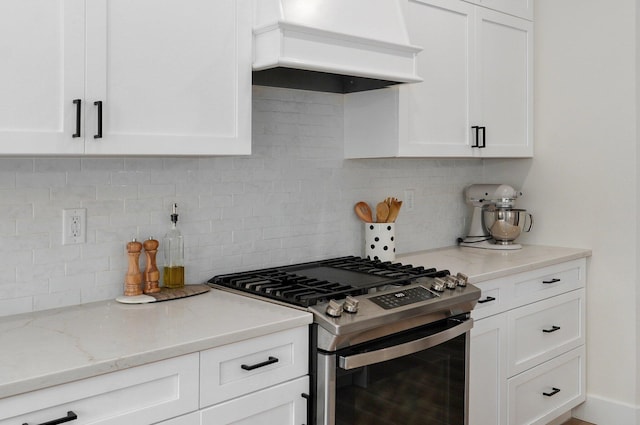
xmin=1 ymin=244 xmax=591 ymax=401
xmin=0 ymin=288 xmax=312 ymax=399
xmin=398 ymin=244 xmax=592 ymax=283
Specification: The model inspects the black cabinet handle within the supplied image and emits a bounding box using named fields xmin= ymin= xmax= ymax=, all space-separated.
xmin=479 ymin=126 xmax=486 ymax=148
xmin=471 ymin=126 xmax=486 ymax=148
xmin=543 ymin=278 xmax=561 ymax=284
xmin=542 ymin=325 xmax=561 ymax=333
xmin=301 ymin=393 xmax=311 ymax=425
xmin=23 ymin=410 xmax=78 ymax=425
xmin=471 ymin=126 xmax=480 ymax=147
xmin=72 ymin=99 xmax=81 ymax=138
xmin=241 ymin=356 xmax=279 ymax=371
xmin=94 ymin=101 xmax=103 ymax=139
xmin=478 ymin=296 xmax=496 ymax=304
xmin=543 ymin=387 xmax=561 ymax=397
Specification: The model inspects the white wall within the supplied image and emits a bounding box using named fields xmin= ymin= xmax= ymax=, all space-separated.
xmin=0 ymin=86 xmax=484 ymax=317
xmin=486 ymin=0 xmax=639 ymax=423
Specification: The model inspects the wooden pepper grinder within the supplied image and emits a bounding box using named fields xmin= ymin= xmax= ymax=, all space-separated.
xmin=124 ymin=239 xmax=143 ymax=296
xmin=143 ymin=237 xmax=161 ymax=294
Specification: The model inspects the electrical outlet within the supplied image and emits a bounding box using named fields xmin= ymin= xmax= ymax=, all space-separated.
xmin=404 ymin=189 xmax=415 ymax=212
xmin=63 ymin=208 xmax=86 ymax=245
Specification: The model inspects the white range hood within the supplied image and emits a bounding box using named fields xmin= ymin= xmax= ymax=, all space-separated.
xmin=252 ymin=0 xmax=423 ymax=93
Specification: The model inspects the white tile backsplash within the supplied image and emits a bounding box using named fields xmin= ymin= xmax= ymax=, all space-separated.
xmin=0 ymin=86 xmax=484 ymax=316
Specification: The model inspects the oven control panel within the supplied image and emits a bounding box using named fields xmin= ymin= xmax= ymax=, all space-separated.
xmin=369 ymin=286 xmax=438 ymax=310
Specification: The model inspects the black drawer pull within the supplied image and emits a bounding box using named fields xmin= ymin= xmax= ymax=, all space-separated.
xmin=23 ymin=410 xmax=78 ymax=425
xmin=543 ymin=387 xmax=561 ymax=397
xmin=543 ymin=325 xmax=561 ymax=333
xmin=478 ymin=296 xmax=496 ymax=304
xmin=94 ymin=100 xmax=103 ymax=139
xmin=542 ymin=278 xmax=561 ymax=284
xmin=241 ymin=356 xmax=279 ymax=371
xmin=72 ymin=99 xmax=81 ymax=138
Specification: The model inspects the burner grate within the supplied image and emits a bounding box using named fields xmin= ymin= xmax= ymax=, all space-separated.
xmin=209 ymin=256 xmax=449 ymax=307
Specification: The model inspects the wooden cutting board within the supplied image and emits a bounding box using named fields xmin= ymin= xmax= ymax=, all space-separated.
xmin=115 ymin=284 xmax=210 ymax=304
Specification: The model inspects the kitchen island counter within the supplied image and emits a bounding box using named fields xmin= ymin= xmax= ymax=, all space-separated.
xmin=399 ymin=244 xmax=592 ymax=283
xmin=0 ymin=288 xmax=312 ymax=399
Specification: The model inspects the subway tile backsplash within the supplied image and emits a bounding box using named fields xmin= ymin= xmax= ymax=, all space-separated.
xmin=0 ymin=86 xmax=484 ymax=316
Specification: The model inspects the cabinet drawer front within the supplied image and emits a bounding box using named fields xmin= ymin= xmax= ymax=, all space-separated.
xmin=508 ymin=346 xmax=585 ymax=425
xmin=200 ymin=376 xmax=309 ymax=425
xmin=508 ymin=289 xmax=584 ymax=376
xmin=0 ymin=353 xmax=199 ymax=425
xmin=200 ymin=326 xmax=308 ymax=407
xmin=511 ymin=259 xmax=585 ymax=307
xmin=471 ymin=280 xmax=510 ymax=320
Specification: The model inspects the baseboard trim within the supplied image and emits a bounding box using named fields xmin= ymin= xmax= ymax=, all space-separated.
xmin=573 ymin=394 xmax=638 ymax=425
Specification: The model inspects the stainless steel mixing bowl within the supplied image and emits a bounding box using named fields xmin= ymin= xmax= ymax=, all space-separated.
xmin=482 ymin=207 xmax=533 ymax=244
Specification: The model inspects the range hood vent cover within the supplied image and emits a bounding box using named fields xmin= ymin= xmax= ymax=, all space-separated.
xmin=252 ymin=0 xmax=423 ymax=93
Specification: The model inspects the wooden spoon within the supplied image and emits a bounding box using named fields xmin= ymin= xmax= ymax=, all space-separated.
xmin=354 ymin=202 xmax=374 ymax=223
xmin=376 ymin=202 xmax=390 ymax=223
xmin=386 ymin=200 xmax=403 ymax=223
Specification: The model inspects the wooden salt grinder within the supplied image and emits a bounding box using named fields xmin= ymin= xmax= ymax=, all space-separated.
xmin=143 ymin=237 xmax=161 ymax=294
xmin=124 ymin=239 xmax=143 ymax=296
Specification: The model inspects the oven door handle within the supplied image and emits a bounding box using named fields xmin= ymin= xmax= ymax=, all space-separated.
xmin=338 ymin=318 xmax=473 ymax=370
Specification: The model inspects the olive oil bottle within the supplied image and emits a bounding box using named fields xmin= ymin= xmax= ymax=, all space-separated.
xmin=163 ymin=203 xmax=184 ymax=288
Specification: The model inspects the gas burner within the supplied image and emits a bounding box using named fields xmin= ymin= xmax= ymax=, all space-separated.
xmin=209 ymin=256 xmax=450 ymax=307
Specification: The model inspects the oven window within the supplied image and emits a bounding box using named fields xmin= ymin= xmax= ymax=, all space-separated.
xmin=335 ymin=334 xmax=466 ymax=425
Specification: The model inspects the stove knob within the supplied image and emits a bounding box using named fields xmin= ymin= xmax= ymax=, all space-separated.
xmin=431 ymin=277 xmax=446 ymax=292
xmin=326 ymin=299 xmax=343 ymax=317
xmin=445 ymin=276 xmax=459 ymax=289
xmin=343 ymin=296 xmax=359 ymax=314
xmin=456 ymin=272 xmax=468 ymax=287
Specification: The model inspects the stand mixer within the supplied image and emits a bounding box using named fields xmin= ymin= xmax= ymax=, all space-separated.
xmin=459 ymin=184 xmax=532 ymax=250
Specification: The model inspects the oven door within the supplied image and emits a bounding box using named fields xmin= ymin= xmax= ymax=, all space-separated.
xmin=316 ymin=315 xmax=472 ymax=425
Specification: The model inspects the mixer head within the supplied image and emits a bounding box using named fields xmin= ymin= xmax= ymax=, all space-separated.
xmin=464 ymin=184 xmax=521 ymax=208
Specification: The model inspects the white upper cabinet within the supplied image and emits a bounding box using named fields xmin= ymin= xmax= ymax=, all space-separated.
xmin=463 ymin=0 xmax=533 ymax=20
xmin=474 ymin=7 xmax=533 ymax=157
xmin=0 ymin=0 xmax=251 ymax=156
xmin=344 ymin=0 xmax=533 ymax=158
xmin=0 ymin=0 xmax=85 ymax=154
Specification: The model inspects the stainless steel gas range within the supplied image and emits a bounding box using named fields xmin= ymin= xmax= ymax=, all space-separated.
xmin=209 ymin=256 xmax=480 ymax=425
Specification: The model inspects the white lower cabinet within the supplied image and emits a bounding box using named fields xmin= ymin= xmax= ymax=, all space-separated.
xmin=199 ymin=326 xmax=310 ymax=424
xmin=469 ymin=312 xmax=508 ymax=425
xmin=508 ymin=347 xmax=585 ymax=425
xmin=0 ymin=353 xmax=199 ymax=425
xmin=200 ymin=376 xmax=309 ymax=425
xmin=1 ymin=326 xmax=310 ymax=425
xmin=469 ymin=259 xmax=586 ymax=425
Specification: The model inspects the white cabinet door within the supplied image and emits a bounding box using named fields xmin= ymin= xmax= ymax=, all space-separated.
xmin=0 ymin=0 xmax=85 ymax=154
xmin=200 ymin=376 xmax=309 ymax=425
xmin=473 ymin=8 xmax=533 ymax=157
xmin=401 ymin=0 xmax=475 ymax=156
xmin=469 ymin=313 xmax=508 ymax=425
xmin=463 ymin=0 xmax=533 ymax=20
xmin=84 ymin=0 xmax=251 ymax=155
